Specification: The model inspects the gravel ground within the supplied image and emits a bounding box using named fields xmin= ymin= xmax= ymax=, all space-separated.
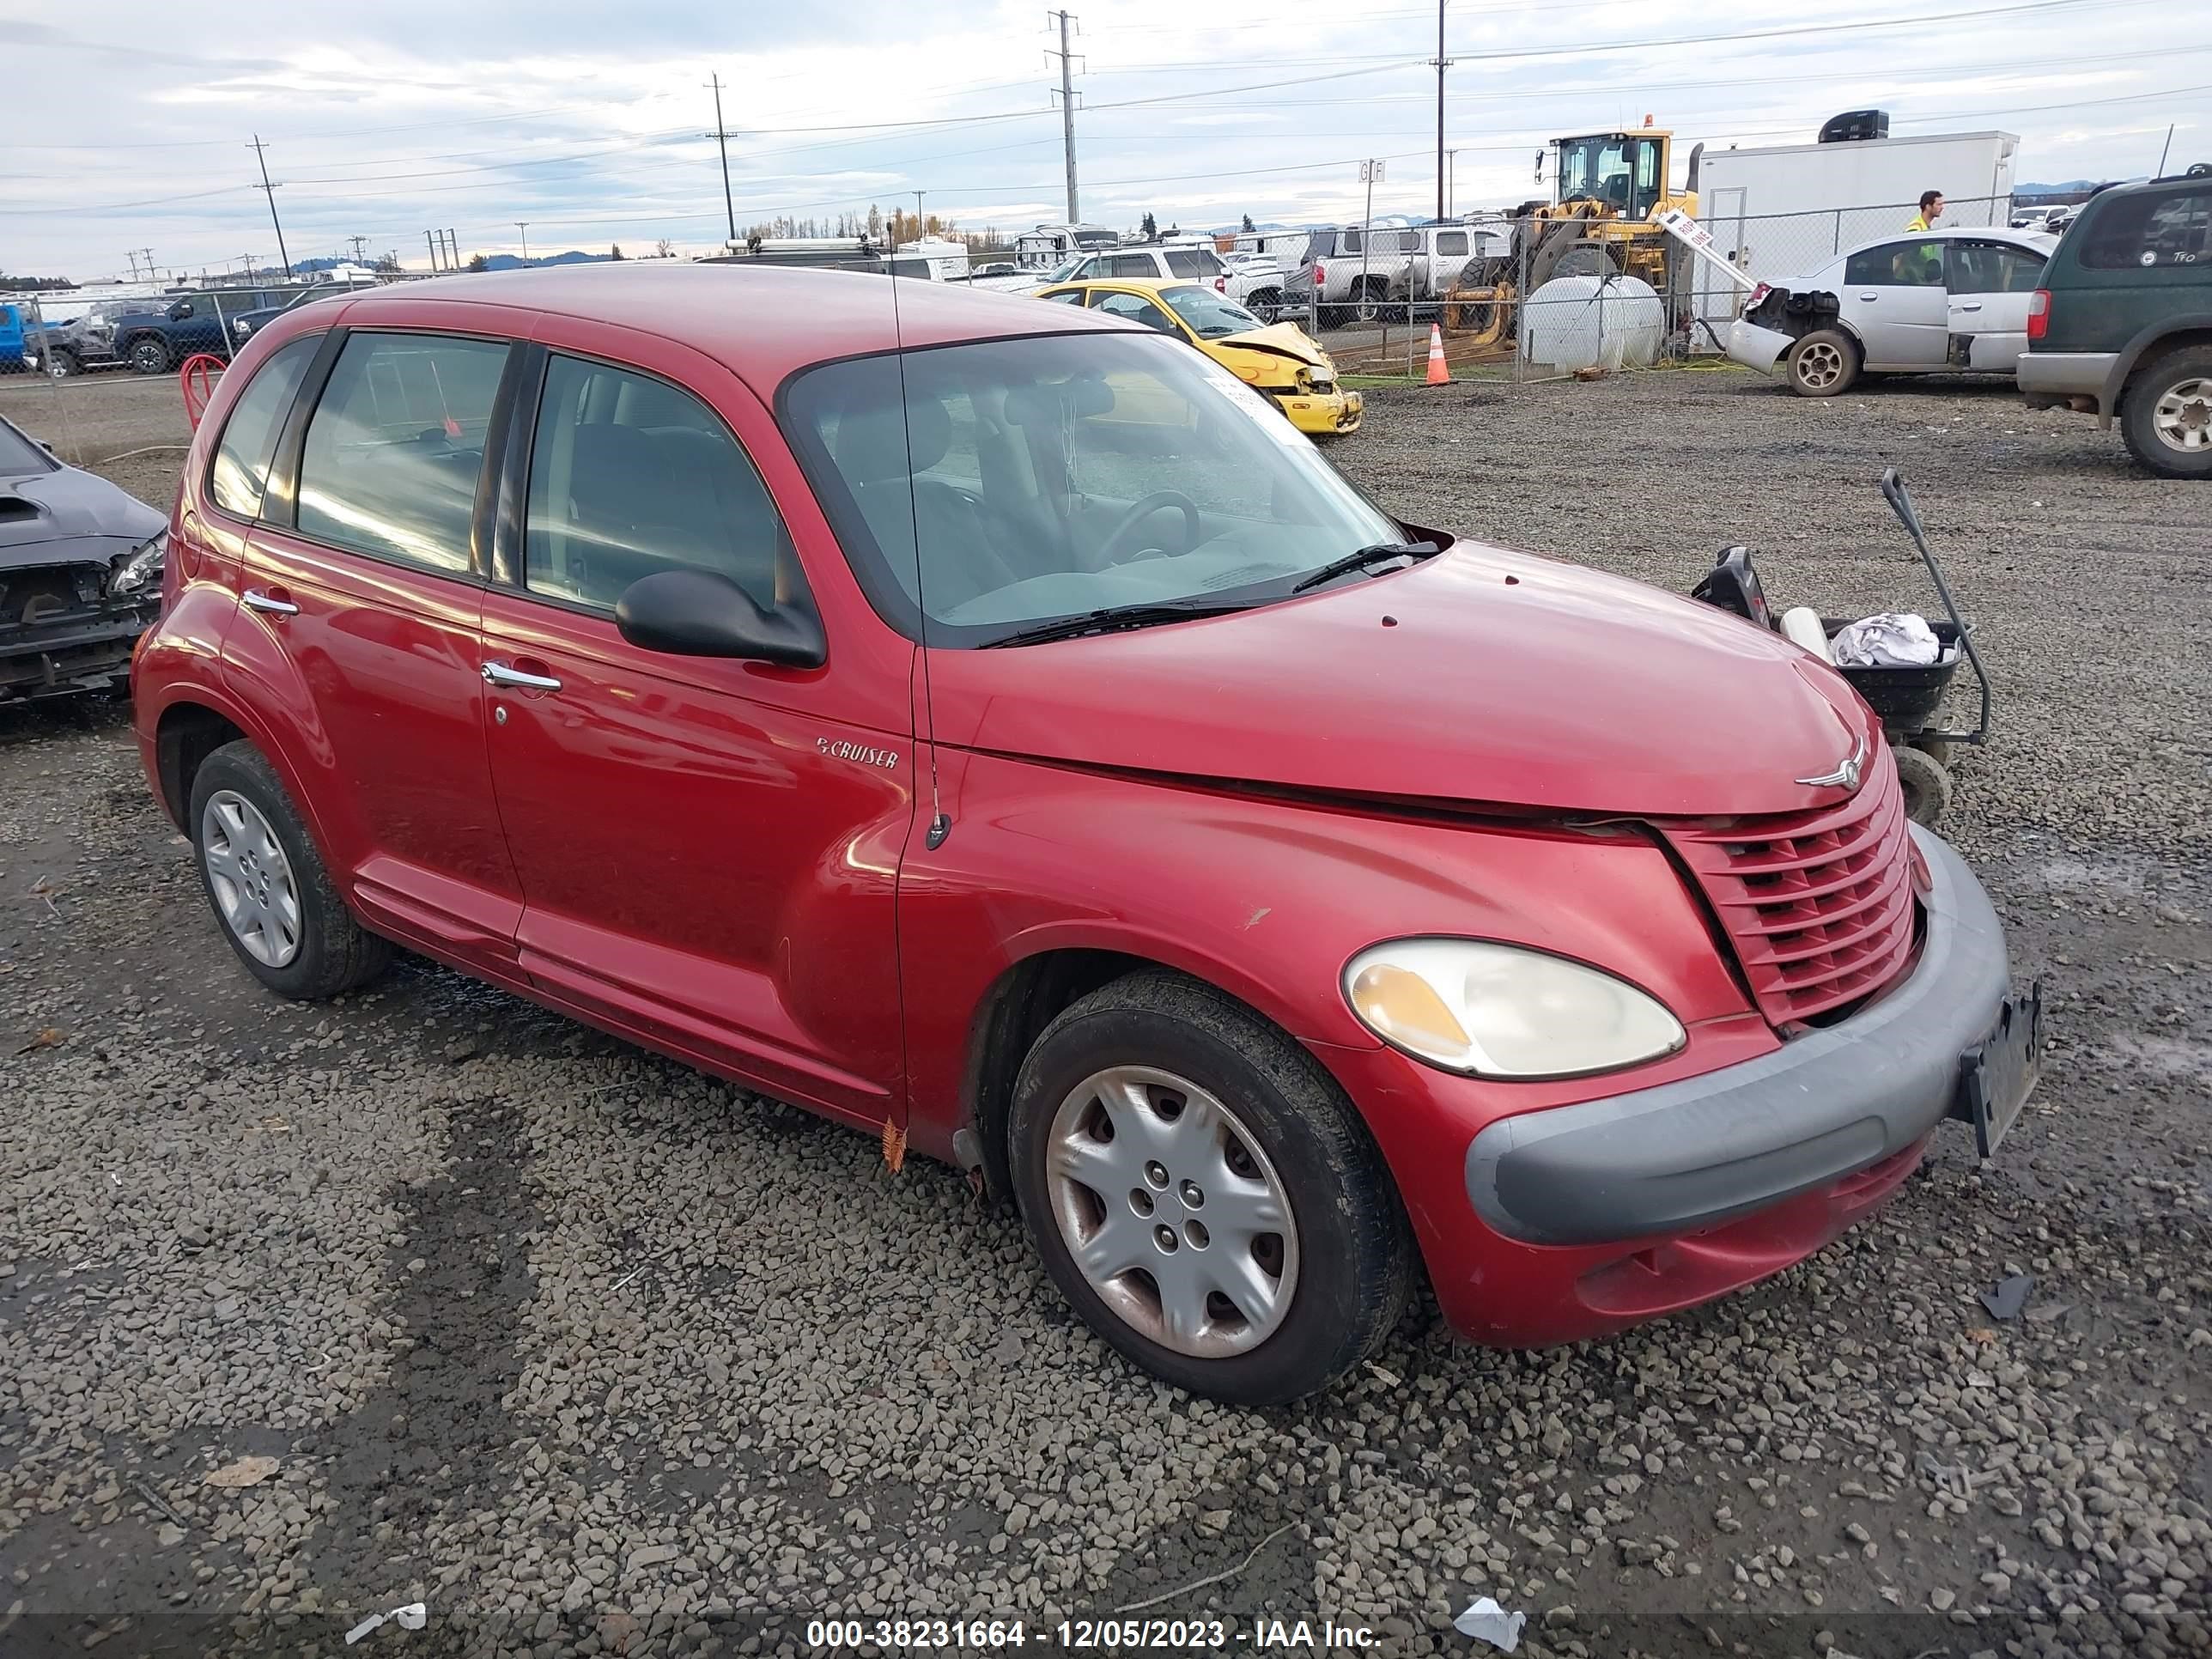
xmin=3 ymin=367 xmax=2209 ymax=1659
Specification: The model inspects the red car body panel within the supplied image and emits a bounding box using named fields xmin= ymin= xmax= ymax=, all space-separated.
xmin=132 ymin=266 xmax=2001 ymax=1358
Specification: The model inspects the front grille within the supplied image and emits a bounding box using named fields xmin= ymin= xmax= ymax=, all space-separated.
xmin=1656 ymin=747 xmax=1917 ymax=1028
xmin=0 ymin=564 xmax=107 ymax=629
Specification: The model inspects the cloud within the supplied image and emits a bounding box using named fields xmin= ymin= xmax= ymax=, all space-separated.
xmin=1 ymin=0 xmax=2201 ymax=276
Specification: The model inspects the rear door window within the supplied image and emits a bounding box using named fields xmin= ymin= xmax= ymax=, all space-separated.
xmin=523 ymin=354 xmax=808 ymax=616
xmin=1105 ymin=254 xmax=1160 ymax=278
xmin=1948 ymin=241 xmax=2045 ymax=294
xmin=1164 ymin=249 xmax=1224 ymax=279
xmin=295 ymin=331 xmax=509 ymax=572
xmin=1435 ymin=230 xmax=1469 ymax=258
xmin=209 ymin=335 xmax=321 ymax=519
xmin=2079 ymin=187 xmax=2212 ymax=270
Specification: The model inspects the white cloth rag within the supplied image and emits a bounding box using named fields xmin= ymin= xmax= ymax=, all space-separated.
xmin=1831 ymin=611 xmax=1942 ymax=668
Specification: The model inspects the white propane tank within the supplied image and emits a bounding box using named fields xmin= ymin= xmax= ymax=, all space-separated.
xmin=1522 ymin=274 xmax=1664 ymax=372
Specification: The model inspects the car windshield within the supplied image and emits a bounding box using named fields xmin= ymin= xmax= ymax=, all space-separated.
xmin=1041 ymin=258 xmax=1085 ymax=283
xmin=784 ymin=331 xmax=1401 ymax=646
xmin=1159 ymin=285 xmax=1264 ymax=339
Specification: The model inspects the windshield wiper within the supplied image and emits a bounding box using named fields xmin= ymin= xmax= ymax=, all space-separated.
xmin=1290 ymin=540 xmax=1441 ymax=594
xmin=978 ymin=599 xmax=1251 ymax=649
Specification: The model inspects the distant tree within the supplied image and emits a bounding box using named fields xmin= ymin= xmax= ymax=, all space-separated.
xmin=654 ymin=238 xmax=675 ymax=258
xmin=374 ymin=252 xmax=401 ymax=273
xmin=1140 ymin=210 xmax=1158 ymax=239
xmin=866 ymin=204 xmax=884 ymax=239
xmin=610 ymin=244 xmax=626 ymax=260
xmin=1242 ymin=213 xmax=1255 ymax=232
xmin=466 ymin=252 xmax=489 ymax=273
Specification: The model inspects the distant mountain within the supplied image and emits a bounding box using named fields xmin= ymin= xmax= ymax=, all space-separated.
xmin=481 ymin=251 xmax=611 ymax=272
xmin=2016 ymin=180 xmax=2103 ymax=194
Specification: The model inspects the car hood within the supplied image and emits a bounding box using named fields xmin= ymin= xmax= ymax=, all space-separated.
xmin=927 ymin=538 xmax=1879 ymax=817
xmin=0 ymin=465 xmax=166 ymax=554
xmin=1212 ymin=323 xmax=1331 ymax=369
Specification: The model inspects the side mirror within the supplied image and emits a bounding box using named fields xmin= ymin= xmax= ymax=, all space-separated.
xmin=167 ymin=301 xmax=192 ymax=320
xmin=615 ymin=568 xmax=824 ymax=668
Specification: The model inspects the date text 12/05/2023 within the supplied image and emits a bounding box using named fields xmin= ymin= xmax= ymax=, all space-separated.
xmin=805 ymin=1618 xmax=1380 ymax=1649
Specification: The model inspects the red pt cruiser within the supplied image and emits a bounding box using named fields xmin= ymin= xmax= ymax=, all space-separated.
xmin=131 ymin=266 xmax=2039 ymax=1403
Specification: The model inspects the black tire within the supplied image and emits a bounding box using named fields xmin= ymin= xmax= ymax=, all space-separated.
xmin=46 ymin=349 xmax=79 ymax=380
xmin=188 ymin=740 xmax=392 ymax=1000
xmin=1909 ymin=735 xmax=1954 ymax=768
xmin=127 ymin=336 xmax=170 ymax=375
xmin=1007 ymin=970 xmax=1413 ymax=1405
xmin=2119 ymin=346 xmax=2212 ymax=479
xmin=1247 ymin=288 xmax=1281 ymax=322
xmin=1350 ymin=278 xmax=1389 ymax=325
xmin=1892 ymin=744 xmax=1953 ymax=827
xmin=1787 ymin=329 xmax=1860 ymax=398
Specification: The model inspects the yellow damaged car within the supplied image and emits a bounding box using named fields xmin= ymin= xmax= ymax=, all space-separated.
xmin=1035 ymin=277 xmax=1362 ymax=438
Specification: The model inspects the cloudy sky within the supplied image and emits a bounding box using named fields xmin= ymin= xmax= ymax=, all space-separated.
xmin=4 ymin=0 xmax=2204 ymax=280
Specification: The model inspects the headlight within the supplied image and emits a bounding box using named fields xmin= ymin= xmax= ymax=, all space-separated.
xmin=1343 ymin=939 xmax=1685 ymax=1079
xmin=108 ymin=531 xmax=167 ymax=596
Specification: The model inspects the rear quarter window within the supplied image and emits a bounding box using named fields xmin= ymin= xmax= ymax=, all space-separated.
xmin=209 ymin=336 xmax=321 ymax=520
xmin=2079 ymin=188 xmax=2212 ymax=270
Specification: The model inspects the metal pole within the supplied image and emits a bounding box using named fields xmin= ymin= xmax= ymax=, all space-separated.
xmin=516 ymin=223 xmax=531 ymax=264
xmin=249 ymin=135 xmax=292 ymax=277
xmin=426 ymin=231 xmax=439 ymax=271
xmin=1432 ymin=0 xmax=1449 ymax=224
xmin=2157 ymin=124 xmax=2175 ymax=176
xmin=1053 ymin=10 xmax=1080 ymax=222
xmin=1360 ymin=163 xmax=1374 ymax=323
xmin=1447 ymin=149 xmax=1458 ymax=218
xmin=915 ymin=190 xmax=927 ymax=243
xmin=707 ymin=74 xmax=738 ymax=248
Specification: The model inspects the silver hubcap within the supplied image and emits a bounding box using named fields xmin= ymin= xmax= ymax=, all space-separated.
xmin=1796 ymin=341 xmax=1843 ymax=390
xmin=201 ymin=790 xmax=301 ymax=968
xmin=1045 ymin=1066 xmax=1299 ymax=1359
xmin=2153 ymin=378 xmax=2210 ymax=453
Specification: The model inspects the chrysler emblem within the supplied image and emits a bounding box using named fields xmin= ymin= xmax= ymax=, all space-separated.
xmin=1796 ymin=732 xmax=1868 ymax=792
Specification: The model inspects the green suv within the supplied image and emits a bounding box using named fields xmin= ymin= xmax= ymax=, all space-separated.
xmin=2019 ymin=169 xmax=2212 ymax=477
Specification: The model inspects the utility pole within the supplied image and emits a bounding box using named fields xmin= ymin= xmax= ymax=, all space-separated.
xmin=426 ymin=230 xmax=440 ymax=271
xmin=2157 ymin=123 xmax=2175 ymax=175
xmin=516 ymin=223 xmax=531 ymax=264
xmin=914 ymin=189 xmax=927 ymax=242
xmin=705 ymin=74 xmax=738 ymax=249
xmin=1431 ymin=0 xmax=1453 ymax=222
xmin=1047 ymin=10 xmax=1081 ymax=222
xmin=247 ymin=135 xmax=293 ymax=276
xmin=348 ymin=234 xmax=369 ymax=266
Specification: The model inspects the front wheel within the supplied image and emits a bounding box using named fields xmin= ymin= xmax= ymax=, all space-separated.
xmin=1787 ymin=329 xmax=1859 ymax=397
xmin=127 ymin=337 xmax=169 ymax=375
xmin=46 ymin=349 xmax=79 ymax=380
xmin=189 ymin=740 xmax=393 ymax=999
xmin=2120 ymin=347 xmax=2212 ymax=479
xmin=1008 ymin=972 xmax=1413 ymax=1405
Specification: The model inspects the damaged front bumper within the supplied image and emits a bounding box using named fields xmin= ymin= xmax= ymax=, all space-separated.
xmin=2 ymin=561 xmax=160 ymax=700
xmin=1725 ymin=315 xmax=1795 ymax=375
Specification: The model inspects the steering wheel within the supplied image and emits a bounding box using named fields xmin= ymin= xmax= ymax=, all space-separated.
xmin=1096 ymin=490 xmax=1202 ymax=566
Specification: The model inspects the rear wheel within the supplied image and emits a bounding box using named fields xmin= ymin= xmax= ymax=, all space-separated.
xmin=1788 ymin=329 xmax=1860 ymax=397
xmin=2120 ymin=347 xmax=2212 ymax=479
xmin=1350 ymin=277 xmax=1390 ymax=325
xmin=1008 ymin=972 xmax=1412 ymax=1405
xmin=189 ymin=741 xmax=392 ymax=1000
xmin=46 ymin=349 xmax=79 ymax=380
xmin=127 ymin=336 xmax=170 ymax=375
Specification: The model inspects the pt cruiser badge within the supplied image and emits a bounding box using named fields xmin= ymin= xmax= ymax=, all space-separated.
xmin=818 ymin=737 xmax=900 ymax=771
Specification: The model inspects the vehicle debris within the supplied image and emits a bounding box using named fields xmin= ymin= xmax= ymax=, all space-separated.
xmin=1453 ymin=1595 xmax=1528 ymax=1650
xmin=204 ymin=1455 xmax=278 ymax=1489
xmin=344 ymin=1601 xmax=428 ymax=1644
xmin=1979 ymin=1273 xmax=2036 ymax=1321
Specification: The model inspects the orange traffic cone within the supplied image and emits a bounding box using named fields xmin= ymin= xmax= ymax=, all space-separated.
xmin=1425 ymin=323 xmax=1450 ymax=386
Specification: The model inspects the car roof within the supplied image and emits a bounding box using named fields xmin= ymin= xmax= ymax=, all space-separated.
xmin=1049 ymin=276 xmax=1203 ymax=296
xmin=317 ymin=263 xmax=1133 ymax=391
xmin=1840 ymin=225 xmax=2057 ymax=253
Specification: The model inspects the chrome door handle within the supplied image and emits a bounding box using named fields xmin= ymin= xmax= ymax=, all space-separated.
xmin=1857 ymin=293 xmax=1879 ymax=302
xmin=1957 ymin=301 xmax=1983 ymax=312
xmin=481 ymin=660 xmax=562 ymax=691
xmin=242 ymin=589 xmax=298 ymax=615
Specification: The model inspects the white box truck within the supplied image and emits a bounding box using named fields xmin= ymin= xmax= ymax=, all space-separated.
xmin=1686 ymin=130 xmax=2019 ymax=344
xmin=1696 ymin=130 xmax=2021 ymax=281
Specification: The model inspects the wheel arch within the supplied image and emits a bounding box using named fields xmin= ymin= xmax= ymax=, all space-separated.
xmin=2111 ymin=317 xmax=2212 ymax=403
xmin=154 ymin=700 xmax=248 ymax=834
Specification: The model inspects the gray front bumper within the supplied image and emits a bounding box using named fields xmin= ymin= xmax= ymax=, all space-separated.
xmin=1465 ymin=828 xmax=2011 ymax=1247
